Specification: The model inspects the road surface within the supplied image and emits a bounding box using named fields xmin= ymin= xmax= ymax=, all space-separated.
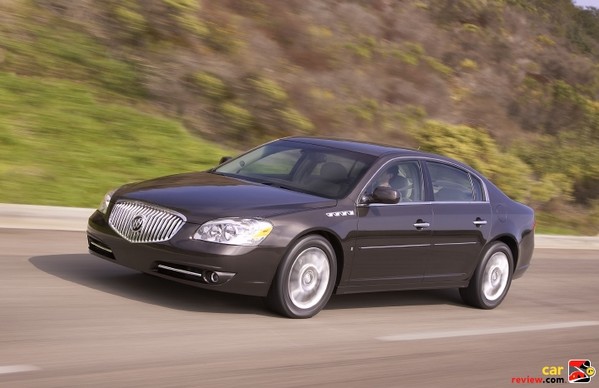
xmin=1 ymin=229 xmax=597 ymax=387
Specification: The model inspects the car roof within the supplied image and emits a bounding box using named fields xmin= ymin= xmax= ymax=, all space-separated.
xmin=282 ymin=136 xmax=481 ymax=175
xmin=283 ymin=136 xmax=432 ymax=158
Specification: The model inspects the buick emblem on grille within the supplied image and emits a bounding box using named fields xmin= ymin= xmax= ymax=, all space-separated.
xmin=130 ymin=215 xmax=145 ymax=232
xmin=109 ymin=200 xmax=186 ymax=243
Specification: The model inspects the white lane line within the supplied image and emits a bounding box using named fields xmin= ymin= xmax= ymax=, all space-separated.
xmin=377 ymin=321 xmax=599 ymax=342
xmin=0 ymin=364 xmax=41 ymax=375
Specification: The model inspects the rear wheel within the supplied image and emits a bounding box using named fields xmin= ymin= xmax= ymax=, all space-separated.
xmin=267 ymin=235 xmax=337 ymax=318
xmin=460 ymin=242 xmax=513 ymax=309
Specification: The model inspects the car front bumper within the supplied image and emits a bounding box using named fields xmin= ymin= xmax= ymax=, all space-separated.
xmin=86 ymin=210 xmax=285 ymax=297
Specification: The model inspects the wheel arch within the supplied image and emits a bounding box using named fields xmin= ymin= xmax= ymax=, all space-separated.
xmin=492 ymin=235 xmax=519 ymax=270
xmin=265 ymin=229 xmax=344 ymax=318
xmin=282 ymin=229 xmax=345 ymax=289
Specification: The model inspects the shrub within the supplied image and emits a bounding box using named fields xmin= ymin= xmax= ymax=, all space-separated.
xmin=163 ymin=0 xmax=200 ymax=12
xmin=207 ymin=24 xmax=240 ymax=52
xmin=414 ymin=120 xmax=534 ymax=202
xmin=190 ymin=71 xmax=228 ymax=101
xmin=162 ymin=0 xmax=208 ymax=38
xmin=459 ymin=58 xmax=479 ymax=71
xmin=536 ymin=34 xmax=556 ymax=47
xmin=348 ymin=98 xmax=380 ymax=124
xmin=250 ymin=77 xmax=288 ymax=104
xmin=220 ymin=101 xmax=253 ymax=130
xmin=345 ymin=35 xmax=379 ymax=61
xmin=278 ymin=107 xmax=315 ymax=134
xmin=113 ymin=2 xmax=147 ymax=37
xmin=424 ymin=56 xmax=454 ymax=77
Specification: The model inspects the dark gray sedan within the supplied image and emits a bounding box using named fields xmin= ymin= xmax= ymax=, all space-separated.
xmin=87 ymin=137 xmax=535 ymax=318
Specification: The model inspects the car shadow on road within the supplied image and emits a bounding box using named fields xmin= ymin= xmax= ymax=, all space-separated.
xmin=30 ymin=253 xmax=464 ymax=316
xmin=326 ymin=288 xmax=463 ymax=310
xmin=29 ymin=253 xmax=273 ymax=316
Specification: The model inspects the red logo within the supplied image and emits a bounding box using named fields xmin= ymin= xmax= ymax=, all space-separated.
xmin=568 ymin=359 xmax=595 ymax=384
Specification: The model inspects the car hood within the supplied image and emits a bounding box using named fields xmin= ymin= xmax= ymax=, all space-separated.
xmin=113 ymin=172 xmax=336 ymax=223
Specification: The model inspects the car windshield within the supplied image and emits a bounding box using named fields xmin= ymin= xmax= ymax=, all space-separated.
xmin=212 ymin=140 xmax=376 ymax=199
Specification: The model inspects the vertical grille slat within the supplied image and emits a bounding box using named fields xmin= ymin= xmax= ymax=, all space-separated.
xmin=108 ymin=200 xmax=186 ymax=243
xmin=150 ymin=211 xmax=168 ymax=239
xmin=162 ymin=218 xmax=177 ymax=241
xmin=156 ymin=216 xmax=172 ymax=241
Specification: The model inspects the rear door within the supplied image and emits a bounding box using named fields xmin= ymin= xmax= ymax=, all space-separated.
xmin=424 ymin=161 xmax=492 ymax=284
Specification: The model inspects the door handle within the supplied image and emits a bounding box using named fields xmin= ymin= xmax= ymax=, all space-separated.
xmin=413 ymin=220 xmax=430 ymax=230
xmin=473 ymin=218 xmax=487 ymax=227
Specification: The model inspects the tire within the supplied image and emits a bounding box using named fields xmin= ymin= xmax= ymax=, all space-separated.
xmin=460 ymin=242 xmax=514 ymax=309
xmin=267 ymin=235 xmax=337 ymax=318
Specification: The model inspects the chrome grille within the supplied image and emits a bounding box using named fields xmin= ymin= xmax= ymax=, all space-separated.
xmin=108 ymin=200 xmax=186 ymax=243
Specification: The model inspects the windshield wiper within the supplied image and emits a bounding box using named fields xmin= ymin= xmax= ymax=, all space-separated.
xmin=212 ymin=173 xmax=298 ymax=192
xmin=246 ymin=179 xmax=296 ymax=192
xmin=209 ymin=170 xmax=237 ymax=178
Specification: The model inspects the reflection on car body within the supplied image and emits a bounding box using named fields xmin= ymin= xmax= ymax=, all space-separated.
xmin=87 ymin=137 xmax=535 ymax=318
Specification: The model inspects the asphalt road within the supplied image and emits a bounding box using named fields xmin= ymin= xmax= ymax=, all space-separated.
xmin=1 ymin=229 xmax=597 ymax=387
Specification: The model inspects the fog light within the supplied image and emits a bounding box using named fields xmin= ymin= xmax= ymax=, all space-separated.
xmin=205 ymin=271 xmax=220 ymax=284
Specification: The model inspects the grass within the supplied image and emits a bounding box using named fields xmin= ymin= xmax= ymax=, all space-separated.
xmin=0 ymin=4 xmax=228 ymax=208
xmin=534 ymin=210 xmax=594 ymax=236
xmin=0 ymin=72 xmax=229 ymax=207
xmin=0 ymin=8 xmax=142 ymax=97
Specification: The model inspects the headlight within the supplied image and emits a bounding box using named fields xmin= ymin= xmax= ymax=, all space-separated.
xmin=98 ymin=189 xmax=116 ymax=214
xmin=193 ymin=218 xmax=273 ymax=246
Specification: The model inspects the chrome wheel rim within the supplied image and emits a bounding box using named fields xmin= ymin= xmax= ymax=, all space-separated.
xmin=288 ymin=247 xmax=330 ymax=310
xmin=482 ymin=252 xmax=509 ymax=301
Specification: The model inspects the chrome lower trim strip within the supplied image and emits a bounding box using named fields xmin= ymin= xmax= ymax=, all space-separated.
xmin=433 ymin=242 xmax=478 ymax=246
xmin=157 ymin=264 xmax=203 ymax=278
xmin=90 ymin=240 xmax=113 ymax=253
xmin=360 ymin=244 xmax=431 ymax=250
xmin=351 ymin=275 xmax=423 ymax=282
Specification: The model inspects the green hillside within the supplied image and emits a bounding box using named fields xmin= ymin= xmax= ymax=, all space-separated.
xmin=0 ymin=72 xmax=227 ymax=207
xmin=1 ymin=0 xmax=599 ymax=234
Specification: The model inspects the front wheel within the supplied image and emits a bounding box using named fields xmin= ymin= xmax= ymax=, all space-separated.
xmin=460 ymin=242 xmax=514 ymax=309
xmin=267 ymin=235 xmax=337 ymax=318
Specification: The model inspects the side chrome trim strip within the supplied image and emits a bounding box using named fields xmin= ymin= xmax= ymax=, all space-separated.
xmin=433 ymin=242 xmax=478 ymax=246
xmin=360 ymin=244 xmax=431 ymax=250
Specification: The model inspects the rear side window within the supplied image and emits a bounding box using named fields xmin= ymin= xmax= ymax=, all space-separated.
xmin=471 ymin=175 xmax=485 ymax=201
xmin=427 ymin=162 xmax=485 ymax=202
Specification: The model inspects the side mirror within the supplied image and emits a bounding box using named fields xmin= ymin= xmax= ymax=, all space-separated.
xmin=218 ymin=156 xmax=232 ymax=165
xmin=372 ymin=186 xmax=400 ymax=204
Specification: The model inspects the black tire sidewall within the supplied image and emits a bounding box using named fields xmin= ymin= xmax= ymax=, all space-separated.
xmin=270 ymin=235 xmax=337 ymax=318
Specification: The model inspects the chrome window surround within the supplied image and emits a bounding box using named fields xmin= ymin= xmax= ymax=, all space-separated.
xmin=426 ymin=161 xmax=484 ymax=203
xmin=356 ymin=157 xmax=490 ymax=207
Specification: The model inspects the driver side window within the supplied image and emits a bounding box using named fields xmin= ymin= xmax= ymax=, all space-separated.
xmin=370 ymin=161 xmax=423 ymax=202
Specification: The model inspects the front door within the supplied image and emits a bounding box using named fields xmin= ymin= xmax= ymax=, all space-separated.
xmin=350 ymin=160 xmax=432 ymax=287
